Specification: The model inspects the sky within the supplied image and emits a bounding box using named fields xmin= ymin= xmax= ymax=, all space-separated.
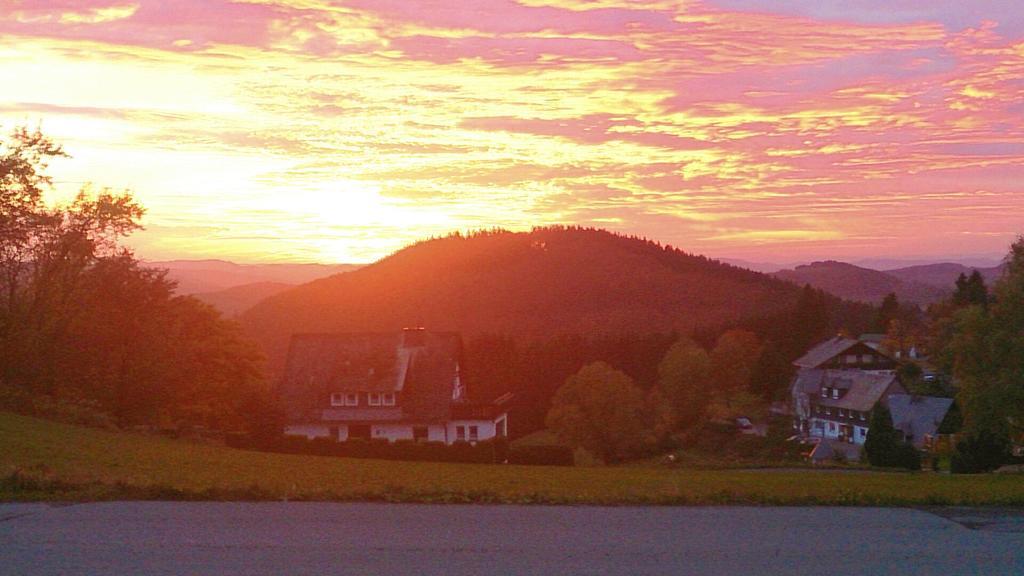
xmin=2 ymin=0 xmax=1023 ymax=264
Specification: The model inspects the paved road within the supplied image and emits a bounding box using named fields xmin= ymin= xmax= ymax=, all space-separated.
xmin=1 ymin=503 xmax=1022 ymax=575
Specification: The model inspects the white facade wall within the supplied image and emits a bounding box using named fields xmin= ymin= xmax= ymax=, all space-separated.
xmin=371 ymin=424 xmax=415 ymax=442
xmin=853 ymin=425 xmax=869 ymax=445
xmin=809 ymin=419 xmax=870 ymax=446
xmin=447 ymin=419 xmax=496 ymax=443
xmin=285 ymin=425 xmax=331 ymax=439
xmin=286 ymin=416 xmax=509 ymax=445
xmin=427 ymin=425 xmax=447 ymax=443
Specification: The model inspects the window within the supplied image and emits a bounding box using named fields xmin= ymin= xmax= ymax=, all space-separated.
xmin=845 ymin=354 xmax=858 ymax=364
xmin=345 ymin=393 xmax=359 ymax=407
xmin=469 ymin=426 xmax=479 ymax=441
xmin=825 ymin=407 xmax=831 ymax=415
xmin=368 ymin=393 xmax=381 ymax=406
xmin=330 ymin=393 xmax=345 ymax=407
xmin=838 ymin=409 xmax=845 ymax=418
xmin=859 ymin=412 xmax=866 ymax=421
xmin=832 ymin=389 xmax=839 ymax=399
xmin=456 ymin=426 xmax=466 ymax=441
xmin=821 ymin=388 xmax=828 ymax=398
xmin=382 ymin=393 xmax=396 ymax=406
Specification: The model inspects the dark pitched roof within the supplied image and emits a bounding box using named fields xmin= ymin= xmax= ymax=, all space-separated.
xmin=793 ymin=337 xmax=861 ymax=369
xmin=791 ymin=368 xmax=826 ymax=396
xmin=279 ymin=331 xmax=461 ymax=424
xmin=814 ymin=370 xmax=904 ymax=412
xmin=793 ymin=336 xmax=894 ymax=369
xmin=888 ymin=394 xmax=954 ymax=447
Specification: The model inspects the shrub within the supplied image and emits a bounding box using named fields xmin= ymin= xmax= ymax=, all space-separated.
xmin=951 ymin=430 xmax=1011 ymax=474
xmin=223 ymin=432 xmax=510 ymax=464
xmin=508 ymin=445 xmax=574 ymax=466
xmin=894 ymin=442 xmax=922 ymax=471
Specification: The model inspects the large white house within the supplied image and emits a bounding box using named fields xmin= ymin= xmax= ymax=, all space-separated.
xmin=790 ymin=336 xmax=903 ymax=445
xmin=281 ymin=329 xmax=510 ymax=444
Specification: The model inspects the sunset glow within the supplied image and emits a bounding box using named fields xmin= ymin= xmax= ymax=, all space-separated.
xmin=3 ymin=0 xmax=1023 ymax=263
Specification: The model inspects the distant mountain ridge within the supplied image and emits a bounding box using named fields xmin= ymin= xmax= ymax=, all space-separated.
xmin=147 ymin=259 xmax=359 ymax=295
xmin=192 ymin=282 xmax=295 ymax=317
xmin=884 ymin=262 xmax=1004 ymax=291
xmin=773 ymin=260 xmax=1004 ymax=304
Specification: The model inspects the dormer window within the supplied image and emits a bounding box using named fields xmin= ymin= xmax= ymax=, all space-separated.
xmin=382 ymin=392 xmax=396 ymax=406
xmin=368 ymin=393 xmax=381 ymax=406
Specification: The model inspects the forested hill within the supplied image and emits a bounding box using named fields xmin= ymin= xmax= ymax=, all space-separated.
xmin=241 ymin=227 xmax=803 ymax=373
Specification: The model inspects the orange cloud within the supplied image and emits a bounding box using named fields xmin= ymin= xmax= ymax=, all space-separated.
xmin=1 ymin=0 xmax=1021 ymax=263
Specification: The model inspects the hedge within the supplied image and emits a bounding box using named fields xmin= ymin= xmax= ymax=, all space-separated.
xmin=226 ymin=433 xmax=511 ymax=464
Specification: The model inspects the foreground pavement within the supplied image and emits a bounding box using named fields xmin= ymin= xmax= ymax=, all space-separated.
xmin=1 ymin=503 xmax=1022 ymax=575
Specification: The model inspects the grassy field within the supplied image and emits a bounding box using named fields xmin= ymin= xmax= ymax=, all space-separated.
xmin=2 ymin=411 xmax=1022 ymax=506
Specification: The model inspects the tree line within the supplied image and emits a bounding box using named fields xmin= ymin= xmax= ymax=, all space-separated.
xmin=1 ymin=127 xmax=271 ymax=432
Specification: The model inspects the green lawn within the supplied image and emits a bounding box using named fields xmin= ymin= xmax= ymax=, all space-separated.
xmin=2 ymin=411 xmax=1022 ymax=506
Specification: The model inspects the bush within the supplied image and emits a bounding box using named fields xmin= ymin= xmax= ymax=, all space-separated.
xmin=224 ymin=432 xmax=510 ymax=464
xmin=894 ymin=442 xmax=922 ymax=471
xmin=508 ymin=445 xmax=574 ymax=466
xmin=951 ymin=430 xmax=1010 ymax=474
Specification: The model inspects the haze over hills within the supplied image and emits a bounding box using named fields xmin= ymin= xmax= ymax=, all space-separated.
xmin=772 ymin=260 xmax=1005 ymax=304
xmin=192 ymin=282 xmax=295 ymax=317
xmin=773 ymin=261 xmax=946 ymax=304
xmin=240 ymin=227 xmax=804 ymax=373
xmin=884 ymin=262 xmax=1004 ymax=292
xmin=147 ymin=259 xmax=359 ymax=295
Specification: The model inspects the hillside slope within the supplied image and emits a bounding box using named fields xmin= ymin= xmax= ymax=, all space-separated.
xmin=150 ymin=260 xmax=358 ymax=294
xmin=885 ymin=262 xmax=1004 ymax=291
xmin=193 ymin=282 xmax=295 ymax=316
xmin=241 ymin=228 xmax=802 ymax=372
xmin=774 ymin=261 xmax=945 ymax=304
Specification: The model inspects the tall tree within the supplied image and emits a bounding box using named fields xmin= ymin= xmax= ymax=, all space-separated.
xmin=953 ymin=271 xmax=988 ymax=308
xmin=941 ymin=237 xmax=1024 ymax=441
xmin=864 ymin=404 xmax=899 ymax=467
xmin=0 ymin=127 xmax=268 ymax=432
xmin=875 ymin=292 xmax=900 ymax=333
xmin=709 ymin=329 xmax=762 ymax=401
xmin=546 ymin=362 xmax=650 ymax=463
xmin=1 ymin=127 xmax=66 ymax=360
xmin=656 ymin=338 xmax=711 ymax=429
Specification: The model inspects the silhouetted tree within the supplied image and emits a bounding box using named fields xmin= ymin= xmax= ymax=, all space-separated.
xmin=864 ymin=404 xmax=919 ymax=469
xmin=657 ymin=338 xmax=711 ymax=430
xmin=953 ymin=270 xmax=988 ymax=308
xmin=546 ymin=362 xmax=650 ymax=463
xmin=0 ymin=127 xmax=267 ymax=432
xmin=875 ymin=292 xmax=900 ymax=333
xmin=710 ymin=329 xmax=761 ymax=402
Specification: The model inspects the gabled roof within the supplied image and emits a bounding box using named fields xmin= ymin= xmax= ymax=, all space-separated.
xmin=793 ymin=336 xmax=894 ymax=369
xmin=888 ymin=394 xmax=954 ymax=447
xmin=791 ymin=368 xmax=826 ymax=396
xmin=279 ymin=331 xmax=462 ymax=424
xmin=814 ymin=370 xmax=903 ymax=412
xmin=793 ymin=337 xmax=861 ymax=369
